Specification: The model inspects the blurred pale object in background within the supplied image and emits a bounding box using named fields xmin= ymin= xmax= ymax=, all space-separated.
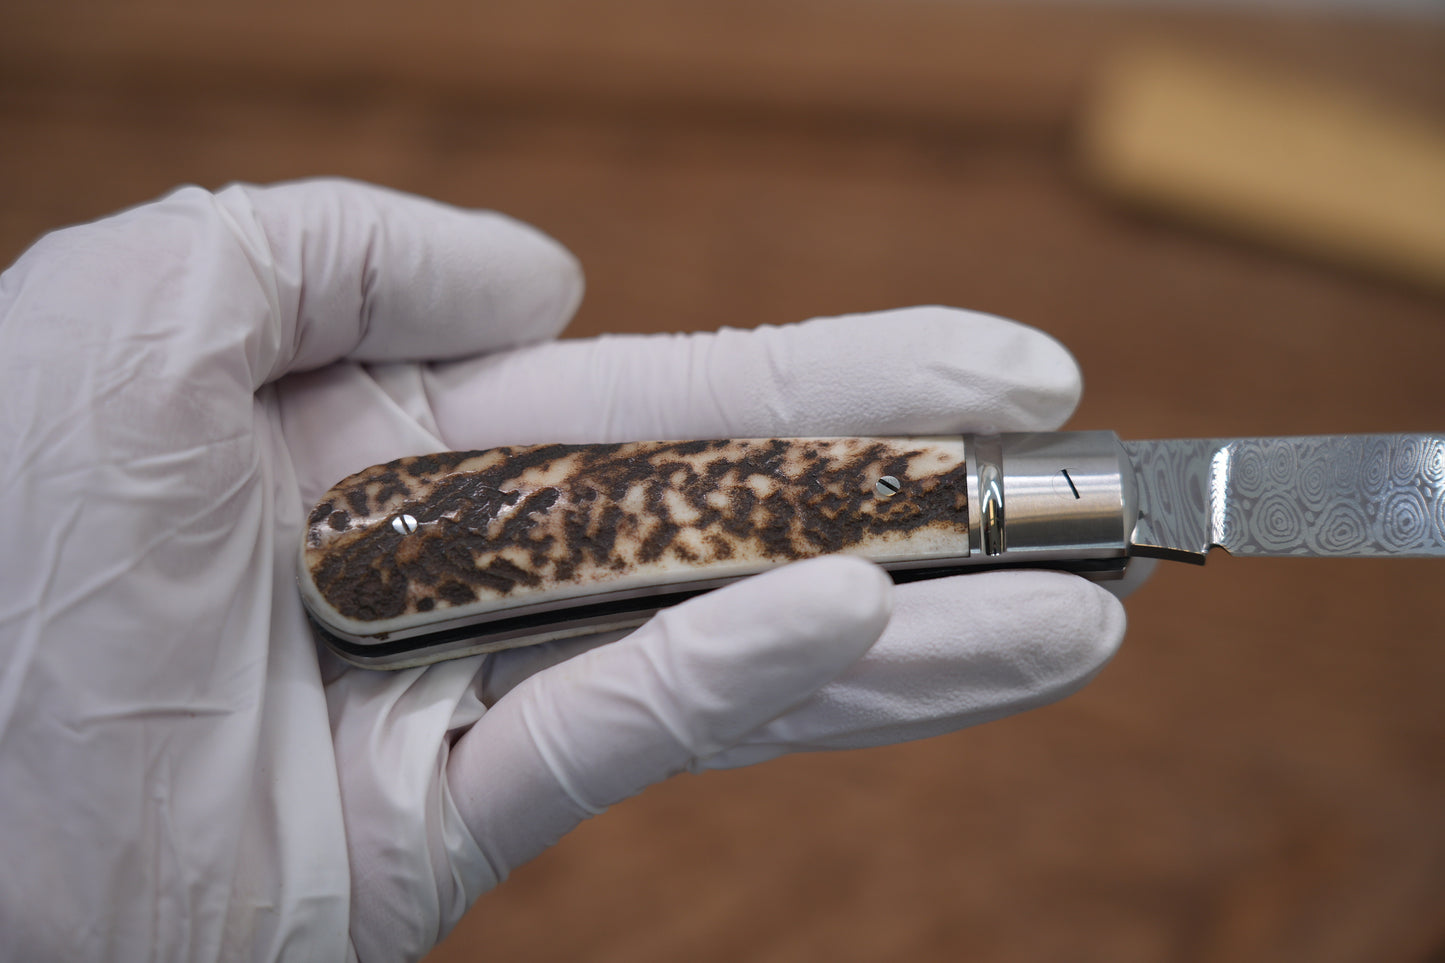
xmin=1079 ymin=45 xmax=1445 ymax=293
xmin=1035 ymin=0 xmax=1443 ymax=15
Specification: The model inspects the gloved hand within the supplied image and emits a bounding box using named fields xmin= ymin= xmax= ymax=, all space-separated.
xmin=0 ymin=180 xmax=1128 ymax=962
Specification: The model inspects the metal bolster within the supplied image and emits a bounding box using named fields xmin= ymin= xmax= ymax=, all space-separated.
xmin=967 ymin=430 xmax=1133 ymax=568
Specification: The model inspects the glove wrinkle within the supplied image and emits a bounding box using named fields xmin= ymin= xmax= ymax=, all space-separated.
xmin=519 ymin=686 xmax=614 ymax=818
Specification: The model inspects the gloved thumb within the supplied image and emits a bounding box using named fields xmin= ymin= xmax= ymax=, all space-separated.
xmin=445 ymin=555 xmax=892 ymax=882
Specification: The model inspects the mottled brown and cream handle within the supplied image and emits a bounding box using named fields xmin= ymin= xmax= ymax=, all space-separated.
xmin=299 ymin=433 xmax=1136 ymax=668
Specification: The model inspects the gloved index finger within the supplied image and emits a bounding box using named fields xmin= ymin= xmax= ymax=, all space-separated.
xmin=425 ymin=306 xmax=1082 ymax=451
xmin=218 ymin=179 xmax=584 ymax=385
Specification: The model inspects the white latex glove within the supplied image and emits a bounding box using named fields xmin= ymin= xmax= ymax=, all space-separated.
xmin=0 ymin=180 xmax=1127 ymax=962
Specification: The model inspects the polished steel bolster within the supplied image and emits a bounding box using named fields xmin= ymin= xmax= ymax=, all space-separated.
xmin=965 ymin=431 xmax=1135 ymax=575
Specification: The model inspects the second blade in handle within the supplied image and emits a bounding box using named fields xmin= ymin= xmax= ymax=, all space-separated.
xmin=301 ymin=437 xmax=970 ymax=655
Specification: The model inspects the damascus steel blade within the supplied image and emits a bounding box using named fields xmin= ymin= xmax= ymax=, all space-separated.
xmin=1123 ymin=434 xmax=1445 ymax=562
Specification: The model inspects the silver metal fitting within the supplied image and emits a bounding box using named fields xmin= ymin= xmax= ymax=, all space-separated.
xmin=965 ymin=430 xmax=1132 ymax=571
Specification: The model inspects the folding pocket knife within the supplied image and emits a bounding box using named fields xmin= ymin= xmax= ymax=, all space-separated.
xmin=299 ymin=432 xmax=1444 ymax=668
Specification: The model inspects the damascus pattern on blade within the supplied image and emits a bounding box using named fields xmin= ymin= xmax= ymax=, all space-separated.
xmin=301 ymin=437 xmax=969 ymax=638
xmin=1125 ymin=434 xmax=1445 ymax=559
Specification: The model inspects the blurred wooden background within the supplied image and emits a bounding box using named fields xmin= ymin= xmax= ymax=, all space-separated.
xmin=2 ymin=2 xmax=1442 ymax=960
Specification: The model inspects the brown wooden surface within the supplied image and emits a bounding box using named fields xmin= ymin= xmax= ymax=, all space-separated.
xmin=2 ymin=3 xmax=1442 ymax=960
